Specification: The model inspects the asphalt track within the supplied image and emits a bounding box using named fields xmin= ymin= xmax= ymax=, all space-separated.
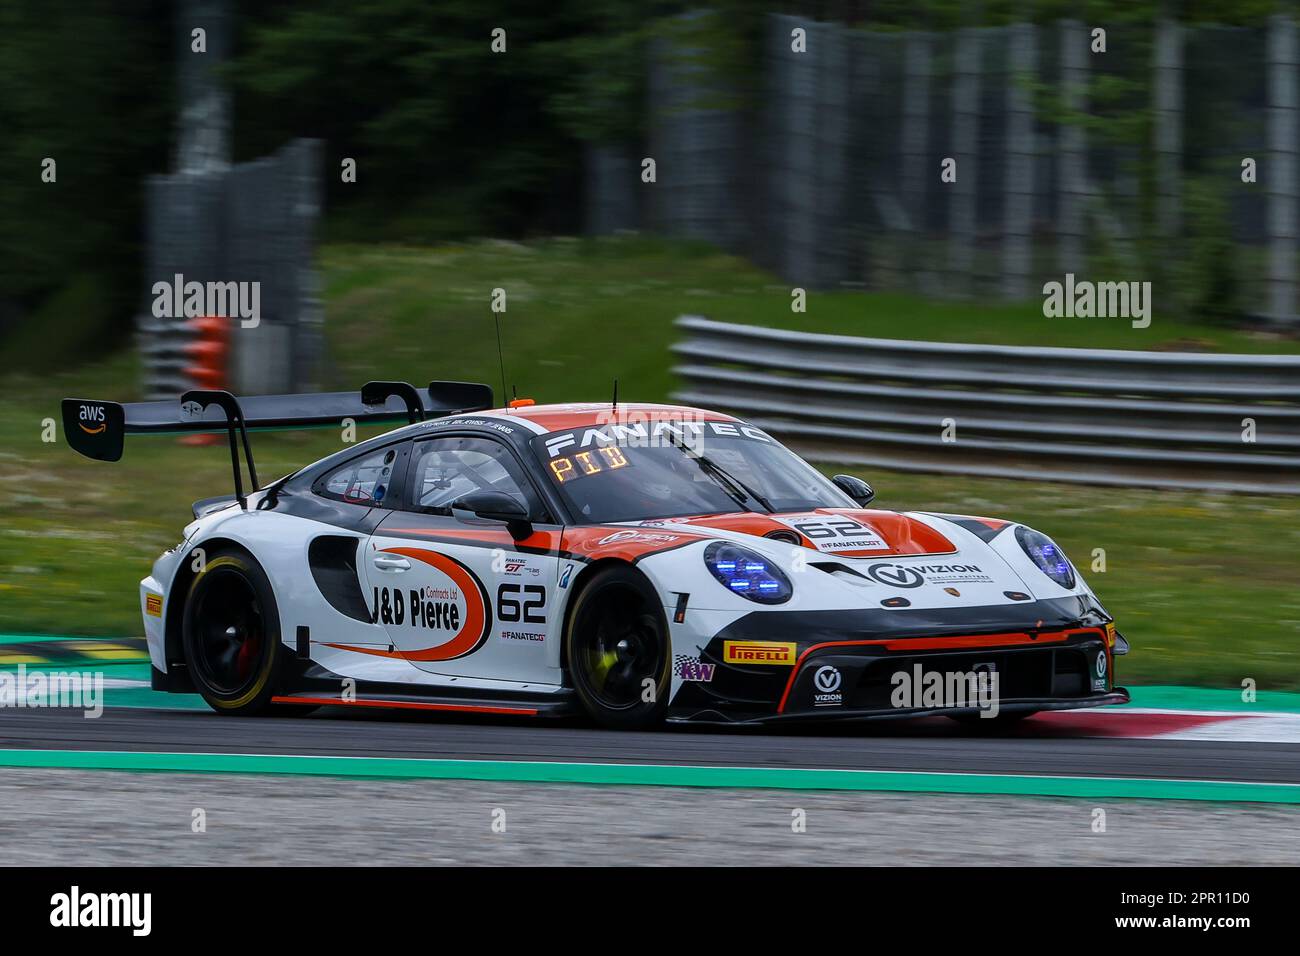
xmin=1 ymin=705 xmax=1297 ymax=786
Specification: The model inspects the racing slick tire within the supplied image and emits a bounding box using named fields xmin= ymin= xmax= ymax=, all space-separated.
xmin=564 ymin=564 xmax=671 ymax=730
xmin=182 ymin=547 xmax=289 ymax=717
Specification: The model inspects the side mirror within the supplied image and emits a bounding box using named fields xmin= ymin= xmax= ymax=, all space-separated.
xmin=832 ymin=474 xmax=875 ymax=507
xmin=451 ymin=491 xmax=532 ymax=539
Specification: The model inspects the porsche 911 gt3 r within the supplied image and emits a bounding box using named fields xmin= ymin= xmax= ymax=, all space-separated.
xmin=62 ymin=380 xmax=1130 ymax=728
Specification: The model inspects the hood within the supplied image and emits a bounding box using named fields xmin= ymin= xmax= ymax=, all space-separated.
xmin=628 ymin=508 xmax=957 ymax=557
xmin=625 ymin=509 xmax=1084 ymax=612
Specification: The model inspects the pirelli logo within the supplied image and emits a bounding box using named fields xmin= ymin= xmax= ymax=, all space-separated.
xmin=145 ymin=594 xmax=163 ymax=617
xmin=723 ymin=640 xmax=797 ymax=665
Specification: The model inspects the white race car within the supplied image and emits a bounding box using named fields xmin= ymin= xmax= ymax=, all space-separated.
xmin=63 ymin=381 xmax=1129 ymax=728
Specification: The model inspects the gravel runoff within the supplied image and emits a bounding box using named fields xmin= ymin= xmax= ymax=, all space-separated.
xmin=0 ymin=768 xmax=1294 ymax=866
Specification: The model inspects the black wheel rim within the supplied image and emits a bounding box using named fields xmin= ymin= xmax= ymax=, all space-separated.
xmin=191 ymin=568 xmax=265 ymax=696
xmin=575 ymin=585 xmax=663 ymax=711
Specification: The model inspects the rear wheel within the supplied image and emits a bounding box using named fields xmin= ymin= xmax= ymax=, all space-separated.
xmin=565 ymin=566 xmax=670 ymax=730
xmin=182 ymin=548 xmax=284 ymax=716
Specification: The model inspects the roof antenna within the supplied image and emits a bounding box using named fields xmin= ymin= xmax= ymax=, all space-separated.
xmin=611 ymin=378 xmax=618 ymax=409
xmin=492 ymin=311 xmax=508 ymax=409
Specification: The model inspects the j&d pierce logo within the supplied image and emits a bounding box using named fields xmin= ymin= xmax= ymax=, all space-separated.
xmin=325 ymin=549 xmax=490 ymax=663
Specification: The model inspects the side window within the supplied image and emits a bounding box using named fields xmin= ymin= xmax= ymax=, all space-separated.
xmin=408 ymin=436 xmax=543 ymax=517
xmin=318 ymin=446 xmax=400 ymax=506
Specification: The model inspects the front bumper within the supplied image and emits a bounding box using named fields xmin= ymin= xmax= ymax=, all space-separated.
xmin=667 ymin=597 xmax=1128 ymax=723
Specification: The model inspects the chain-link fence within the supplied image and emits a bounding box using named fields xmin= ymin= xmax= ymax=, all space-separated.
xmin=138 ymin=139 xmax=323 ymax=399
xmin=616 ymin=13 xmax=1300 ymax=324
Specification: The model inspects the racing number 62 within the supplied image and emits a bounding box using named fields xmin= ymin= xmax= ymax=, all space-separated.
xmin=793 ymin=518 xmax=864 ymax=540
xmin=497 ymin=583 xmax=546 ymax=623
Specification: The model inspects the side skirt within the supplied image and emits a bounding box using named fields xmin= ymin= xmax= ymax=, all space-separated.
xmin=270 ymin=692 xmax=564 ymax=717
xmin=274 ymin=658 xmax=579 ymax=718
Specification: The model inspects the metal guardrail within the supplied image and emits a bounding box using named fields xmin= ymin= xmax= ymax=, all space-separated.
xmin=671 ymin=315 xmax=1300 ymax=494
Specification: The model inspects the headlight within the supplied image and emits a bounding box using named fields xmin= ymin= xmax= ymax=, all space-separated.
xmin=1015 ymin=527 xmax=1076 ymax=589
xmin=704 ymin=542 xmax=792 ymax=604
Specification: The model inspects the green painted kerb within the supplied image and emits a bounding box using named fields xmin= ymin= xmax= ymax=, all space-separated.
xmin=0 ymin=749 xmax=1296 ymax=803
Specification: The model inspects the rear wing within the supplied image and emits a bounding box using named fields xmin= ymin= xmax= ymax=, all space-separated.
xmin=62 ymin=380 xmax=492 ymax=507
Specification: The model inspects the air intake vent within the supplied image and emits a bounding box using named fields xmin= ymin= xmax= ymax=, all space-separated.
xmin=308 ymin=535 xmax=371 ymax=622
xmin=764 ymin=529 xmax=801 ymax=545
xmin=811 ymin=561 xmax=871 ymax=585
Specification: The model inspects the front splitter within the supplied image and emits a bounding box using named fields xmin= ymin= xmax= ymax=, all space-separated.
xmin=671 ymin=689 xmax=1131 ymax=725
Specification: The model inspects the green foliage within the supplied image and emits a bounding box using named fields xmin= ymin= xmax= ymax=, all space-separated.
xmin=1179 ymin=176 xmax=1244 ymax=324
xmin=2 ymin=0 xmax=1293 ymax=353
xmin=0 ymin=0 xmax=172 ymax=337
xmin=229 ymin=0 xmax=693 ymax=240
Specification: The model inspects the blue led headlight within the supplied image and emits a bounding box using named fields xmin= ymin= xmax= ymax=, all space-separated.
xmin=1015 ymin=527 xmax=1076 ymax=590
xmin=704 ymin=542 xmax=792 ymax=604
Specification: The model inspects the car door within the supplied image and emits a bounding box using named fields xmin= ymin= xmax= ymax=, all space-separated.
xmin=299 ymin=440 xmax=411 ymax=660
xmin=363 ymin=431 xmax=563 ymax=685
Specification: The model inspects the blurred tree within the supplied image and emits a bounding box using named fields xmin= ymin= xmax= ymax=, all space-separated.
xmin=0 ymin=1 xmax=172 ymax=357
xmin=229 ymin=0 xmax=668 ymax=240
xmin=228 ymin=0 xmax=778 ymax=239
xmin=1 ymin=0 xmax=1289 ymax=355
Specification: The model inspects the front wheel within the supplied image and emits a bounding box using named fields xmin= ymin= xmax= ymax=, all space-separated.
xmin=564 ymin=565 xmax=670 ymax=730
xmin=182 ymin=548 xmax=284 ymax=716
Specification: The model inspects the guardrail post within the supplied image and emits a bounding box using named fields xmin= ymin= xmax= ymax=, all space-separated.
xmin=1058 ymin=21 xmax=1089 ymax=278
xmin=584 ymin=144 xmax=639 ymax=235
xmin=646 ymin=12 xmax=743 ymax=253
xmin=771 ymin=14 xmax=819 ymax=284
xmin=948 ymin=27 xmax=983 ymax=298
xmin=1002 ymin=23 xmax=1038 ymax=301
xmin=1267 ymin=14 xmax=1299 ymax=326
xmin=815 ymin=23 xmax=850 ymax=288
xmin=1153 ymin=20 xmax=1184 ymax=243
xmin=901 ymin=31 xmax=934 ymax=292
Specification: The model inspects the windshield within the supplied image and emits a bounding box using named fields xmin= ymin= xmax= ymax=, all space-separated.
xmin=532 ymin=420 xmax=855 ymax=523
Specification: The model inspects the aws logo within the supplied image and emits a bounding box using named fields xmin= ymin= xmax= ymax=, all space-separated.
xmin=77 ymin=404 xmax=107 ymax=435
xmin=61 ymin=399 xmax=125 ymax=462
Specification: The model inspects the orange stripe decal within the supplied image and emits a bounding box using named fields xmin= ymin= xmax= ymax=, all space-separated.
xmin=270 ymin=696 xmax=538 ymax=716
